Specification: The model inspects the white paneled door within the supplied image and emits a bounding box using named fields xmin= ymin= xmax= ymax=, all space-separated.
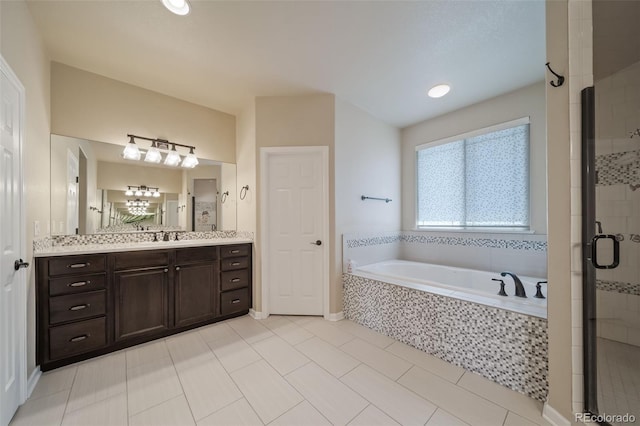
xmin=263 ymin=147 xmax=328 ymax=316
xmin=0 ymin=56 xmax=27 ymax=426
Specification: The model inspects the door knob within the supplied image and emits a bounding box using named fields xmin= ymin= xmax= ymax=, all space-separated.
xmin=14 ymin=259 xmax=29 ymax=271
xmin=310 ymin=240 xmax=322 ymax=246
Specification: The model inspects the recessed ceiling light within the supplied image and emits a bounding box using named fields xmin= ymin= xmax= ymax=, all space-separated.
xmin=428 ymin=84 xmax=451 ymax=98
xmin=161 ymin=0 xmax=190 ymax=16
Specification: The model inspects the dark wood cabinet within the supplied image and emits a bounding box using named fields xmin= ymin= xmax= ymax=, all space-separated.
xmin=36 ymin=243 xmax=251 ymax=371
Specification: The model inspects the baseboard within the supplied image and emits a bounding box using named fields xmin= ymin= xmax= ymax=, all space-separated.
xmin=249 ymin=309 xmax=269 ymax=320
xmin=325 ymin=311 xmax=344 ymax=321
xmin=27 ymin=367 xmax=42 ymax=398
xmin=543 ymin=402 xmax=572 ymax=426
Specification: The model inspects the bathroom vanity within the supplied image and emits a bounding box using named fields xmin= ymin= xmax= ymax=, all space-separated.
xmin=35 ymin=240 xmax=252 ymax=371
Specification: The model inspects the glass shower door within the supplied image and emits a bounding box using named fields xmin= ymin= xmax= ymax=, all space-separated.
xmin=582 ymin=65 xmax=640 ymax=423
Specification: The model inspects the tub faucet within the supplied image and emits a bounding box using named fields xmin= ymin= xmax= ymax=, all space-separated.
xmin=500 ymin=272 xmax=527 ymax=298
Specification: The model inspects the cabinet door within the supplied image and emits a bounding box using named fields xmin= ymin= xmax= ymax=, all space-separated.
xmin=115 ymin=267 xmax=169 ymax=341
xmin=174 ymin=262 xmax=217 ymax=327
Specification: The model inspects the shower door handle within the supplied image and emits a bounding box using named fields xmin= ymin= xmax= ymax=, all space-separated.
xmin=590 ymin=234 xmax=620 ymax=269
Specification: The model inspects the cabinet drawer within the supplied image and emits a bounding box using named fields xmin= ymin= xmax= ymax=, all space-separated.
xmin=49 ymin=290 xmax=106 ymax=325
xmin=221 ymin=288 xmax=250 ymax=316
xmin=113 ymin=250 xmax=170 ymax=270
xmin=220 ymin=244 xmax=250 ymax=258
xmin=176 ymin=246 xmax=217 ymax=264
xmin=48 ymin=255 xmax=106 ymax=277
xmin=221 ymin=257 xmax=249 ymax=271
xmin=49 ymin=317 xmax=106 ymax=360
xmin=220 ymin=269 xmax=249 ymax=292
xmin=49 ymin=274 xmax=106 ymax=296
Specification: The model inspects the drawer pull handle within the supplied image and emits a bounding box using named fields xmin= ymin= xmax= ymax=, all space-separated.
xmin=164 ymin=268 xmax=169 ymax=273
xmin=231 ymin=278 xmax=241 ymax=283
xmin=231 ymin=262 xmax=241 ymax=266
xmin=230 ymin=250 xmax=240 ymax=254
xmin=231 ymin=299 xmax=241 ymax=304
xmin=68 ymin=281 xmax=89 ymax=287
xmin=69 ymin=334 xmax=89 ymax=343
xmin=176 ymin=266 xmax=181 ymax=271
xmin=69 ymin=304 xmax=89 ymax=311
xmin=68 ymin=262 xmax=90 ymax=269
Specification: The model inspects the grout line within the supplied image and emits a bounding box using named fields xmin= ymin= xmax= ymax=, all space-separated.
xmin=162 ymin=341 xmax=198 ymax=425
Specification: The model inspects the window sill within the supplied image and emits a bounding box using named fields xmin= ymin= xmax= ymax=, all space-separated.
xmin=413 ymin=227 xmax=537 ymax=235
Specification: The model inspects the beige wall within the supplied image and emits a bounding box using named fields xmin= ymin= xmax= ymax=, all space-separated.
xmin=401 ymin=82 xmax=548 ymax=235
xmin=1 ymin=0 xmax=51 ymax=377
xmin=51 ymin=62 xmax=236 ymax=164
xmin=545 ymin=0 xmax=574 ymax=420
xmin=334 ymin=98 xmax=401 ymax=310
xmin=255 ymin=94 xmax=337 ymax=312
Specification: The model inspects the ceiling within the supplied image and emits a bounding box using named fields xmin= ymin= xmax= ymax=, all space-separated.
xmin=27 ymin=0 xmax=546 ymax=128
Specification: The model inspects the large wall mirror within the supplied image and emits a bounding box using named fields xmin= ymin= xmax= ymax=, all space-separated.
xmin=50 ymin=134 xmax=237 ymax=235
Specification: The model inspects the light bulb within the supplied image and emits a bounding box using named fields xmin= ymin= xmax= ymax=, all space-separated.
xmin=122 ymin=136 xmax=141 ymax=160
xmin=144 ymin=143 xmax=162 ymax=164
xmin=125 ymin=189 xmax=134 ymax=196
xmin=161 ymin=0 xmax=190 ymax=15
xmin=135 ymin=189 xmax=143 ymax=197
xmin=427 ymin=84 xmax=451 ymax=98
xmin=153 ymin=191 xmax=161 ymax=198
xmin=181 ymin=148 xmax=199 ymax=168
xmin=164 ymin=145 xmax=181 ymax=166
xmin=144 ymin=190 xmax=152 ymax=197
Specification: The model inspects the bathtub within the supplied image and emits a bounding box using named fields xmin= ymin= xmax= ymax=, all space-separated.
xmin=353 ymin=260 xmax=547 ymax=319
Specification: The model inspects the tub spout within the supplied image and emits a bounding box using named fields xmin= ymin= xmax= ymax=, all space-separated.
xmin=500 ymin=272 xmax=527 ymax=298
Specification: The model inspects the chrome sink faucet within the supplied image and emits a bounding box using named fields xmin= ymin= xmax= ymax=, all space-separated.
xmin=500 ymin=272 xmax=527 ymax=298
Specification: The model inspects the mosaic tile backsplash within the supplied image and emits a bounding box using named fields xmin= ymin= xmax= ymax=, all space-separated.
xmin=343 ymin=273 xmax=549 ymax=401
xmin=34 ymin=230 xmax=253 ymax=252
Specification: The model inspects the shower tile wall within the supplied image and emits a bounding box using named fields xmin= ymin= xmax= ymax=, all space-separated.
xmin=594 ymin=59 xmax=640 ymax=347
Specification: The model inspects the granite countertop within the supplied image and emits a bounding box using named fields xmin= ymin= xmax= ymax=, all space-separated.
xmin=34 ymin=238 xmax=253 ymax=257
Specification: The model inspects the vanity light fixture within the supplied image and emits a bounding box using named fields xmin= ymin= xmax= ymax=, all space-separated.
xmin=427 ymin=84 xmax=451 ymax=98
xmin=164 ymin=144 xmax=182 ymax=167
xmin=124 ymin=185 xmax=161 ymax=198
xmin=161 ymin=0 xmax=190 ymax=16
xmin=123 ymin=134 xmax=198 ymax=168
xmin=122 ymin=135 xmax=141 ymax=160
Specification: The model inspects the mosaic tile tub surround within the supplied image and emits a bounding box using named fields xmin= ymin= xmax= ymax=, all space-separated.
xmin=33 ymin=230 xmax=253 ymax=252
xmin=343 ymin=230 xmax=548 ymax=278
xmin=343 ymin=273 xmax=549 ymax=401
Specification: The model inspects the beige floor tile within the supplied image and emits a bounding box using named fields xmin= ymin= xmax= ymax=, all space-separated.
xmin=251 ymin=336 xmax=310 ymax=375
xmin=129 ymin=394 xmax=195 ymax=426
xmin=340 ymin=339 xmax=412 ymax=380
xmin=197 ymin=322 xmax=238 ymax=344
xmin=456 ymin=372 xmax=547 ymax=425
xmin=347 ymin=405 xmax=400 ymax=426
xmin=175 ymin=355 xmax=243 ymax=421
xmin=61 ymin=392 xmax=127 ymax=426
xmin=285 ymin=363 xmax=368 ymax=425
xmin=270 ymin=401 xmax=331 ymax=426
xmin=296 ymin=337 xmax=360 ymax=377
xmin=398 ymin=366 xmax=507 ymax=426
xmin=29 ymin=366 xmax=77 ymax=401
xmin=341 ymin=365 xmax=436 ymax=425
xmin=303 ymin=320 xmax=355 ymax=347
xmin=285 ymin=315 xmax=321 ymax=326
xmin=426 ymin=409 xmax=469 ymax=426
xmin=227 ymin=315 xmax=274 ymax=344
xmin=166 ymin=331 xmax=214 ymax=371
xmin=65 ymin=353 xmax=127 ymax=413
xmin=126 ymin=356 xmax=183 ymax=416
xmin=206 ymin=332 xmax=262 ymax=372
xmin=262 ymin=317 xmax=314 ymax=345
xmin=126 ymin=340 xmax=170 ymax=370
xmin=230 ymin=360 xmax=303 ymax=424
xmin=503 ymin=412 xmax=538 ymax=426
xmin=385 ymin=341 xmax=465 ymax=383
xmin=10 ymin=389 xmax=68 ymax=426
xmin=196 ymin=398 xmax=263 ymax=426
xmin=332 ymin=321 xmax=395 ymax=349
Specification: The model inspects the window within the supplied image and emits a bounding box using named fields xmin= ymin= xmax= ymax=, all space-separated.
xmin=416 ymin=119 xmax=530 ymax=229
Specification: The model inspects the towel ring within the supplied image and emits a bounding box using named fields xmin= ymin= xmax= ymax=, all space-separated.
xmin=240 ymin=185 xmax=249 ymax=200
xmin=221 ymin=191 xmax=229 ymax=204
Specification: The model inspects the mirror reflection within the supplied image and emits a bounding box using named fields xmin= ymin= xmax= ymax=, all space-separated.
xmin=50 ymin=134 xmax=237 ymax=234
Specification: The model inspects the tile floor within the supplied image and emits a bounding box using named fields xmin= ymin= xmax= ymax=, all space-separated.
xmin=11 ymin=315 xmax=552 ymax=426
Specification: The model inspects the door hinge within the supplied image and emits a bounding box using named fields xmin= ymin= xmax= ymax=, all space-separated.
xmin=76 ymin=176 xmax=79 ymax=183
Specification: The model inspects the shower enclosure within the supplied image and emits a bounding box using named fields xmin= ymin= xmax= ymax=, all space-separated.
xmin=582 ymin=70 xmax=640 ymax=424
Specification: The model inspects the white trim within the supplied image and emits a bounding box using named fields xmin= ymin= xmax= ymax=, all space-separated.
xmin=260 ymin=146 xmax=330 ymax=319
xmin=249 ymin=309 xmax=269 ymax=320
xmin=325 ymin=311 xmax=344 ymax=322
xmin=414 ymin=116 xmax=531 ymax=151
xmin=26 ymin=368 xmax=41 ymax=399
xmin=542 ymin=403 xmax=571 ymax=426
xmin=0 ymin=55 xmax=28 ymax=409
